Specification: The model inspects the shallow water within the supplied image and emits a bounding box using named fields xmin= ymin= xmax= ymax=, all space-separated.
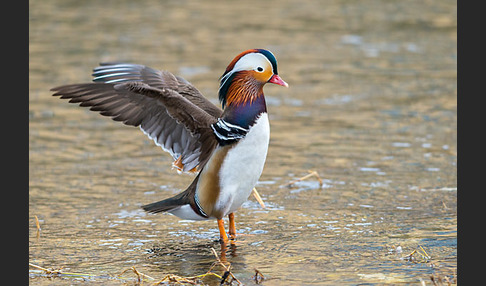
xmin=29 ymin=0 xmax=456 ymax=285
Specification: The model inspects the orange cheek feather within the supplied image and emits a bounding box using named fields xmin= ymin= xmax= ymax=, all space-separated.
xmin=252 ymin=69 xmax=273 ymax=83
xmin=225 ymin=71 xmax=264 ymax=106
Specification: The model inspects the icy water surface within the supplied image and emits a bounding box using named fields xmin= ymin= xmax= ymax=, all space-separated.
xmin=29 ymin=0 xmax=456 ymax=285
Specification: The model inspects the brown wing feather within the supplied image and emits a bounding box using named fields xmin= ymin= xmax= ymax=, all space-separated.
xmin=93 ymin=63 xmax=222 ymax=118
xmin=51 ymin=63 xmax=221 ymax=172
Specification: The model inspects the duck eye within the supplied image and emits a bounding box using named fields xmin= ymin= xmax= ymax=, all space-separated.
xmin=256 ymin=67 xmax=264 ymax=72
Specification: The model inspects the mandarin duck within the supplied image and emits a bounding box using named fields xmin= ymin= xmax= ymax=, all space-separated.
xmin=51 ymin=49 xmax=288 ymax=243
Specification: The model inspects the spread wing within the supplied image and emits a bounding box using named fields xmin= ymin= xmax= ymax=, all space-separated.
xmin=51 ymin=63 xmax=223 ymax=173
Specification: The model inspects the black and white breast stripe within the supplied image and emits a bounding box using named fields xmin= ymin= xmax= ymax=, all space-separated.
xmin=211 ymin=118 xmax=249 ymax=146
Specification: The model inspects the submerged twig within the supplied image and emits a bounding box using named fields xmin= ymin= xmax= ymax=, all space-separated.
xmin=281 ymin=170 xmax=323 ymax=188
xmin=119 ymin=266 xmax=155 ymax=282
xmin=210 ymin=247 xmax=242 ymax=285
xmin=403 ymin=245 xmax=431 ymax=263
xmin=153 ymin=273 xmax=205 ymax=285
xmin=29 ymin=263 xmax=64 ymax=276
xmin=252 ymin=268 xmax=265 ymax=284
xmin=34 ymin=215 xmax=41 ymax=239
xmin=252 ymin=188 xmax=266 ymax=208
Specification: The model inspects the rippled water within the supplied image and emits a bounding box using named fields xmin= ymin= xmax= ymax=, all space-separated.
xmin=30 ymin=0 xmax=456 ymax=285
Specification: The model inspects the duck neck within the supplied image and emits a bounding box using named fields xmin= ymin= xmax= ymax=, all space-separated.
xmin=219 ymin=73 xmax=267 ymax=129
xmin=222 ymin=91 xmax=267 ymax=129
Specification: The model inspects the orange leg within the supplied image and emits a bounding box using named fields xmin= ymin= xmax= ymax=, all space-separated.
xmin=217 ymin=218 xmax=229 ymax=243
xmin=228 ymin=213 xmax=236 ymax=240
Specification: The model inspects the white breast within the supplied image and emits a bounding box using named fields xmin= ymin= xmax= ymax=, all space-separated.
xmin=214 ymin=113 xmax=270 ymax=216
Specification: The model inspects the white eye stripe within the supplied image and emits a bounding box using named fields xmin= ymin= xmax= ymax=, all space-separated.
xmin=232 ymin=53 xmax=272 ymax=74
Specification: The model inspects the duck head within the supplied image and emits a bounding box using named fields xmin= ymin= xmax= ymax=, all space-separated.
xmin=219 ymin=49 xmax=288 ymax=108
